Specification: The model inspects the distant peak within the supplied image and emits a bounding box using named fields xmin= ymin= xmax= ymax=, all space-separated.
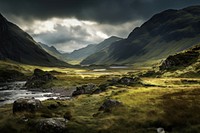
xmin=104 ymin=36 xmax=122 ymax=41
xmin=50 ymin=46 xmax=56 ymax=49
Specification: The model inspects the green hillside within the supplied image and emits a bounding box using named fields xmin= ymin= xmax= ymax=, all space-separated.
xmin=66 ymin=36 xmax=122 ymax=63
xmin=81 ymin=6 xmax=200 ymax=65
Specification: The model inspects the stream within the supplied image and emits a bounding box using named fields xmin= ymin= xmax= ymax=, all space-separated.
xmin=0 ymin=81 xmax=67 ymax=106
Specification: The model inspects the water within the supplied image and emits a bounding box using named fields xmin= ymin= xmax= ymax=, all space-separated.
xmin=93 ymin=69 xmax=107 ymax=72
xmin=0 ymin=81 xmax=60 ymax=106
xmin=109 ymin=66 xmax=129 ymax=69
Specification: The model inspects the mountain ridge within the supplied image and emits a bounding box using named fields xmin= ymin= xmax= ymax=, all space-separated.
xmin=81 ymin=5 xmax=200 ymax=65
xmin=66 ymin=36 xmax=122 ymax=63
xmin=0 ymin=14 xmax=69 ymax=67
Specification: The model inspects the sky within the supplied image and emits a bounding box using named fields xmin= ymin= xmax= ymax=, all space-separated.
xmin=0 ymin=0 xmax=200 ymax=53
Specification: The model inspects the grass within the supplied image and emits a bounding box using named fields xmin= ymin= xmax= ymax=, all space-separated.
xmin=0 ymin=60 xmax=200 ymax=132
xmin=1 ymin=77 xmax=200 ymax=132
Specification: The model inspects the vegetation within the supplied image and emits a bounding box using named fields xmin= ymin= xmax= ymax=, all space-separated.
xmin=0 ymin=5 xmax=200 ymax=133
xmin=0 ymin=59 xmax=200 ymax=132
xmin=1 ymin=76 xmax=200 ymax=132
xmin=81 ymin=6 xmax=200 ymax=65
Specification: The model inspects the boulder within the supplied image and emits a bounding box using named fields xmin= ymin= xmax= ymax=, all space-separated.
xmin=157 ymin=127 xmax=165 ymax=133
xmin=36 ymin=118 xmax=67 ymax=133
xmin=92 ymin=83 xmax=110 ymax=94
xmin=72 ymin=83 xmax=97 ymax=96
xmin=25 ymin=69 xmax=56 ymax=88
xmin=63 ymin=111 xmax=72 ymax=120
xmin=99 ymin=99 xmax=122 ymax=112
xmin=47 ymin=104 xmax=58 ymax=110
xmin=118 ymin=77 xmax=141 ymax=85
xmin=13 ymin=98 xmax=43 ymax=114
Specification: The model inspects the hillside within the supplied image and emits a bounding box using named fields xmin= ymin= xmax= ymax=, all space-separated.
xmin=66 ymin=36 xmax=122 ymax=63
xmin=160 ymin=43 xmax=200 ymax=77
xmin=81 ymin=5 xmax=200 ymax=65
xmin=0 ymin=14 xmax=68 ymax=67
xmin=39 ymin=42 xmax=68 ymax=62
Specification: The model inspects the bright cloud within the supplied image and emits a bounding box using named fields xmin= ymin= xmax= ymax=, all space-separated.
xmin=19 ymin=17 xmax=143 ymax=52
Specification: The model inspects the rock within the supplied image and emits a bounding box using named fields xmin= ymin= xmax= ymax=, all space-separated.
xmin=108 ymin=78 xmax=120 ymax=85
xmin=99 ymin=99 xmax=122 ymax=112
xmin=63 ymin=111 xmax=72 ymax=120
xmin=118 ymin=77 xmax=141 ymax=85
xmin=13 ymin=98 xmax=43 ymax=114
xmin=160 ymin=51 xmax=199 ymax=71
xmin=25 ymin=69 xmax=57 ymax=88
xmin=47 ymin=104 xmax=58 ymax=110
xmin=157 ymin=127 xmax=165 ymax=133
xmin=92 ymin=83 xmax=110 ymax=94
xmin=36 ymin=118 xmax=67 ymax=133
xmin=72 ymin=83 xmax=97 ymax=96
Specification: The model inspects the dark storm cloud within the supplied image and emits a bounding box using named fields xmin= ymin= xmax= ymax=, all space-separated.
xmin=1 ymin=0 xmax=200 ymax=24
xmin=33 ymin=24 xmax=90 ymax=45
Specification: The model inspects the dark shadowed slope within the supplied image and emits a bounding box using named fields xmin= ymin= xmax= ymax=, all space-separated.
xmin=0 ymin=14 xmax=69 ymax=67
xmin=81 ymin=5 xmax=200 ymax=65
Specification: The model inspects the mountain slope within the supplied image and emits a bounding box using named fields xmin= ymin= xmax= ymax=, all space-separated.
xmin=39 ymin=42 xmax=67 ymax=62
xmin=0 ymin=14 xmax=68 ymax=66
xmin=66 ymin=36 xmax=122 ymax=63
xmin=81 ymin=5 xmax=200 ymax=65
xmin=67 ymin=44 xmax=96 ymax=62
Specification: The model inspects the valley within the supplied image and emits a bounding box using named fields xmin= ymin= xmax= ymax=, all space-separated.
xmin=0 ymin=2 xmax=200 ymax=133
xmin=0 ymin=61 xmax=200 ymax=132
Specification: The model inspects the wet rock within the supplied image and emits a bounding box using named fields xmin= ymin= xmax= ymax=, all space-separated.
xmin=13 ymin=98 xmax=43 ymax=114
xmin=118 ymin=77 xmax=141 ymax=85
xmin=157 ymin=127 xmax=165 ymax=133
xmin=99 ymin=99 xmax=122 ymax=112
xmin=36 ymin=118 xmax=67 ymax=133
xmin=72 ymin=83 xmax=97 ymax=96
xmin=25 ymin=69 xmax=57 ymax=88
xmin=0 ymin=97 xmax=8 ymax=102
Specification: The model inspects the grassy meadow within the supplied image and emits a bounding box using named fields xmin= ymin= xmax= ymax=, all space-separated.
xmin=0 ymin=60 xmax=200 ymax=133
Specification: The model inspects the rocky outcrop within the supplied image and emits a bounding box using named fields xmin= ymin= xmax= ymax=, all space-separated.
xmin=36 ymin=118 xmax=67 ymax=133
xmin=118 ymin=77 xmax=141 ymax=85
xmin=99 ymin=99 xmax=122 ymax=112
xmin=160 ymin=51 xmax=199 ymax=71
xmin=72 ymin=83 xmax=97 ymax=96
xmin=13 ymin=98 xmax=43 ymax=114
xmin=25 ymin=69 xmax=56 ymax=88
xmin=92 ymin=83 xmax=110 ymax=94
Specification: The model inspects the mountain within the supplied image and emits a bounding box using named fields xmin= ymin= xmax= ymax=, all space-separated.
xmin=39 ymin=42 xmax=67 ymax=62
xmin=66 ymin=44 xmax=96 ymax=62
xmin=81 ymin=5 xmax=200 ymax=65
xmin=0 ymin=13 xmax=68 ymax=67
xmin=66 ymin=36 xmax=122 ymax=63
